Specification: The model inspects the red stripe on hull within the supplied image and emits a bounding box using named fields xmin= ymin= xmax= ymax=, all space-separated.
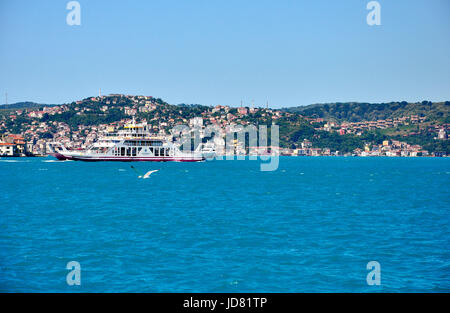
xmin=50 ymin=153 xmax=74 ymax=161
xmin=66 ymin=156 xmax=204 ymax=162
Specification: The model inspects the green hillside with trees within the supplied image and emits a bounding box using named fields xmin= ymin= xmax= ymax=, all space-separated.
xmin=1 ymin=96 xmax=449 ymax=154
xmin=285 ymin=101 xmax=450 ymax=123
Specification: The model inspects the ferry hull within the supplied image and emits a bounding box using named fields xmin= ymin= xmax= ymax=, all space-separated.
xmin=50 ymin=153 xmax=74 ymax=161
xmin=54 ymin=154 xmax=204 ymax=162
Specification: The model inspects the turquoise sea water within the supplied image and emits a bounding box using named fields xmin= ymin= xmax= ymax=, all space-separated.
xmin=0 ymin=156 xmax=449 ymax=292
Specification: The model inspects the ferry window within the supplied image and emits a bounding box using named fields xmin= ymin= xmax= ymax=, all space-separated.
xmin=127 ymin=148 xmax=131 ymax=156
xmin=132 ymin=148 xmax=137 ymax=156
xmin=150 ymin=141 xmax=162 ymax=146
xmin=155 ymin=148 xmax=159 ymax=156
xmin=121 ymin=147 xmax=125 ymax=156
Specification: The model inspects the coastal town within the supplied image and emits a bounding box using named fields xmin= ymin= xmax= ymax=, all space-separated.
xmin=0 ymin=94 xmax=448 ymax=158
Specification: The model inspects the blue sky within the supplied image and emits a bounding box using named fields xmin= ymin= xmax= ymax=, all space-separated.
xmin=0 ymin=0 xmax=449 ymax=108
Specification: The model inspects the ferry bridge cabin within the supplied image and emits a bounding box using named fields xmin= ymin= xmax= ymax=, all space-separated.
xmin=112 ymin=139 xmax=172 ymax=157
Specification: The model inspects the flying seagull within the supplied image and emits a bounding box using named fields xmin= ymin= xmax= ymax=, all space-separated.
xmin=130 ymin=165 xmax=158 ymax=179
xmin=142 ymin=170 xmax=159 ymax=179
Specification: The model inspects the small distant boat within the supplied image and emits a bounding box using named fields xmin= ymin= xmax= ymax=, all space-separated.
xmin=200 ymin=141 xmax=216 ymax=159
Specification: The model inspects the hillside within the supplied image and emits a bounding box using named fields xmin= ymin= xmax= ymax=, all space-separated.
xmin=0 ymin=102 xmax=57 ymax=110
xmin=1 ymin=95 xmax=449 ymax=155
xmin=284 ymin=101 xmax=450 ymax=123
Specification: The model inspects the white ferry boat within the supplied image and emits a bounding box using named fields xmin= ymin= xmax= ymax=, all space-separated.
xmin=49 ymin=121 xmax=205 ymax=162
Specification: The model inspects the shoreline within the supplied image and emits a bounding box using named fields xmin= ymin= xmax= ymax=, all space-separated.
xmin=1 ymin=154 xmax=448 ymax=159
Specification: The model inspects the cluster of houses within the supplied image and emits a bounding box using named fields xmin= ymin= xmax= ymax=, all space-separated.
xmin=337 ymin=115 xmax=427 ymax=133
xmin=26 ymin=105 xmax=69 ymax=119
xmin=309 ymin=115 xmax=448 ymax=137
xmin=354 ymin=140 xmax=429 ymax=157
xmin=0 ymin=134 xmax=29 ymax=156
xmin=263 ymin=139 xmax=433 ymax=157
